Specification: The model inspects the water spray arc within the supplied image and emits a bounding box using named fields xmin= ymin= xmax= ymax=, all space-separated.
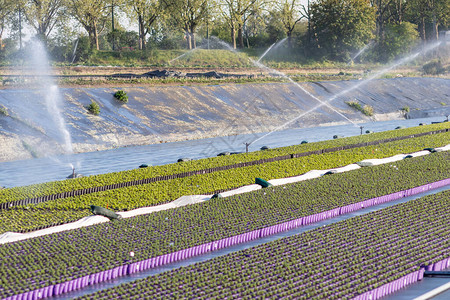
xmin=350 ymin=40 xmax=375 ymax=63
xmin=29 ymin=40 xmax=74 ymax=155
xmin=252 ymin=41 xmax=444 ymax=145
xmin=206 ymin=36 xmax=360 ymax=149
xmin=211 ymin=37 xmax=358 ymax=127
xmin=257 ymin=38 xmax=288 ymax=63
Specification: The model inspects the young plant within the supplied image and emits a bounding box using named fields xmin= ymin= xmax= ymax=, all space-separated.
xmin=114 ymin=90 xmax=128 ymax=103
xmin=86 ymin=100 xmax=100 ymax=115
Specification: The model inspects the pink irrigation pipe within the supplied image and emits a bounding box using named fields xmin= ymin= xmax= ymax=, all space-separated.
xmin=4 ymin=178 xmax=450 ymax=300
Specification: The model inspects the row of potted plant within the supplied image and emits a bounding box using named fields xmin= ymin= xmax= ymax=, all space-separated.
xmin=75 ymin=191 xmax=449 ymax=299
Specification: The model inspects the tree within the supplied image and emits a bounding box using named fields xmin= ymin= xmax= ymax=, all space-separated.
xmin=375 ymin=21 xmax=418 ymax=62
xmin=405 ymin=0 xmax=449 ymax=42
xmin=67 ymin=0 xmax=109 ymax=50
xmin=23 ymin=0 xmax=65 ymax=41
xmin=370 ymin=0 xmax=404 ymax=42
xmin=127 ymin=0 xmax=165 ymax=50
xmin=310 ymin=0 xmax=375 ymax=60
xmin=276 ymin=0 xmax=306 ymax=47
xmin=0 ymin=0 xmax=16 ymax=51
xmin=220 ymin=0 xmax=261 ymax=49
xmin=165 ymin=0 xmax=209 ymax=49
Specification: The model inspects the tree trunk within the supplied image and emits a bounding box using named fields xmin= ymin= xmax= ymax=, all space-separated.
xmin=185 ymin=30 xmax=192 ymax=50
xmin=287 ymin=31 xmax=292 ymax=48
xmin=238 ymin=24 xmax=244 ymax=48
xmin=432 ymin=13 xmax=438 ymax=40
xmin=93 ymin=24 xmax=99 ymax=50
xmin=0 ymin=26 xmax=3 ymax=51
xmin=191 ymin=33 xmax=196 ymax=48
xmin=138 ymin=15 xmax=145 ymax=50
xmin=231 ymin=23 xmax=236 ymax=49
xmin=420 ymin=16 xmax=426 ymax=41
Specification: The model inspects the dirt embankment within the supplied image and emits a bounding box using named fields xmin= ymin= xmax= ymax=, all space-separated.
xmin=0 ymin=77 xmax=449 ymax=162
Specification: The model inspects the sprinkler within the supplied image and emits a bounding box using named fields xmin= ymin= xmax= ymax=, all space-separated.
xmin=67 ymin=167 xmax=82 ymax=179
xmin=244 ymin=142 xmax=251 ymax=153
xmin=360 ymin=126 xmax=364 ymax=135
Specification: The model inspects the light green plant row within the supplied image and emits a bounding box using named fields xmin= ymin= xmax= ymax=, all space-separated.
xmin=0 ymin=132 xmax=447 ymax=234
xmin=0 ymin=123 xmax=448 ymax=202
xmin=34 ymin=132 xmax=448 ymax=211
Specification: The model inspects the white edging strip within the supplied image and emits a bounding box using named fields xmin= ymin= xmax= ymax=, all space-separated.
xmin=413 ymin=281 xmax=450 ymax=300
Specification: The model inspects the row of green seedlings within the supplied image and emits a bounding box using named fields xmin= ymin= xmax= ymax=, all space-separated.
xmin=76 ymin=191 xmax=449 ymax=300
xmin=0 ymin=132 xmax=447 ymax=234
xmin=0 ymin=152 xmax=448 ymax=297
xmin=0 ymin=122 xmax=448 ymax=202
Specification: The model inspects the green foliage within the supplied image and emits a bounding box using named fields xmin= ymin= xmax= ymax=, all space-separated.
xmin=0 ymin=131 xmax=448 ymax=233
xmin=362 ymin=104 xmax=374 ymax=116
xmin=345 ymin=100 xmax=374 ymax=116
xmin=21 ymin=141 xmax=38 ymax=158
xmin=401 ymin=106 xmax=410 ymax=113
xmin=86 ymin=100 xmax=100 ymax=115
xmin=372 ymin=22 xmax=419 ymax=63
xmin=0 ymin=104 xmax=8 ymax=116
xmin=0 ymin=123 xmax=448 ymax=204
xmin=114 ymin=90 xmax=128 ymax=103
xmin=310 ymin=0 xmax=376 ymax=60
xmin=0 ymin=153 xmax=448 ymax=297
xmin=422 ymin=60 xmax=446 ymax=75
xmin=79 ymin=190 xmax=449 ymax=299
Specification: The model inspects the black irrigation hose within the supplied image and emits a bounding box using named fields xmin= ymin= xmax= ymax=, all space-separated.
xmin=0 ymin=129 xmax=448 ymax=211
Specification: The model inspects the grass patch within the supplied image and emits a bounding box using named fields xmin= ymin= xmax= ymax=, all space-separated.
xmin=345 ymin=100 xmax=374 ymax=116
xmin=21 ymin=141 xmax=39 ymax=158
xmin=0 ymin=105 xmax=8 ymax=116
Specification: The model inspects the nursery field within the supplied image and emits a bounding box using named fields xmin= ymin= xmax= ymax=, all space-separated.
xmin=0 ymin=125 xmax=448 ymax=234
xmin=0 ymin=122 xmax=448 ymax=202
xmin=77 ymin=190 xmax=450 ymax=300
xmin=0 ymin=134 xmax=448 ymax=234
xmin=0 ymin=151 xmax=449 ymax=298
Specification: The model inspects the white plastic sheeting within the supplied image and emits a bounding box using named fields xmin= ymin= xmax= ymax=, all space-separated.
xmin=1 ymin=144 xmax=448 ymax=245
xmin=357 ymin=144 xmax=449 ymax=167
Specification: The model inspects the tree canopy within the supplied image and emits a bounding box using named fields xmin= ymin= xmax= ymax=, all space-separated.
xmin=0 ymin=0 xmax=448 ymax=63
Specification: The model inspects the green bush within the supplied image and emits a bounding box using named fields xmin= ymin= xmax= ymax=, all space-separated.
xmin=422 ymin=60 xmax=445 ymax=75
xmin=0 ymin=105 xmax=8 ymax=116
xmin=346 ymin=100 xmax=374 ymax=116
xmin=114 ymin=90 xmax=128 ymax=103
xmin=362 ymin=105 xmax=374 ymax=116
xmin=86 ymin=100 xmax=100 ymax=115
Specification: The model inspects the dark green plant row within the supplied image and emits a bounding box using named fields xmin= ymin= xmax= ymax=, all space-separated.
xmin=0 ymin=133 xmax=448 ymax=233
xmin=0 ymin=123 xmax=448 ymax=202
xmin=0 ymin=152 xmax=448 ymax=297
xmin=77 ymin=190 xmax=450 ymax=300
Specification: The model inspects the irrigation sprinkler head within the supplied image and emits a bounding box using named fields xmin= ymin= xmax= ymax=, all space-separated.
xmin=243 ymin=142 xmax=252 ymax=153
